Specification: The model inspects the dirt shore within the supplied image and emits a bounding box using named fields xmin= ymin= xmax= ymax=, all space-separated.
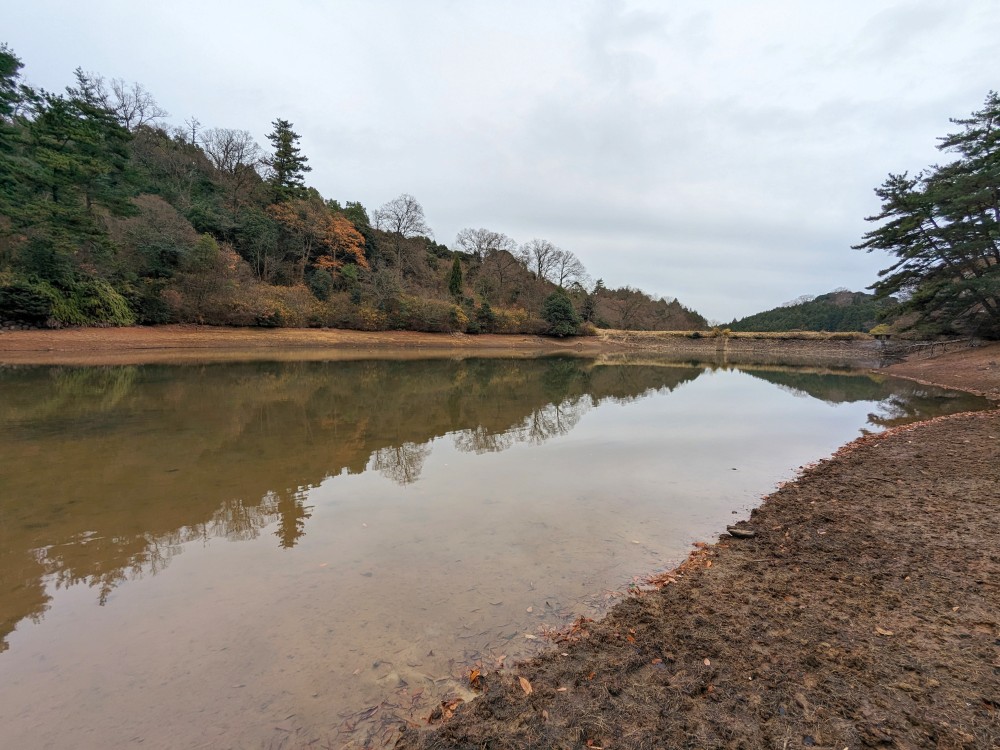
xmin=0 ymin=325 xmax=886 ymax=367
xmin=884 ymin=343 xmax=1000 ymax=399
xmin=394 ymin=345 xmax=1000 ymax=750
xmin=0 ymin=325 xmax=603 ymax=365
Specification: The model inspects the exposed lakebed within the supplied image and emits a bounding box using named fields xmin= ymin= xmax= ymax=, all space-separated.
xmin=0 ymin=357 xmax=988 ymax=748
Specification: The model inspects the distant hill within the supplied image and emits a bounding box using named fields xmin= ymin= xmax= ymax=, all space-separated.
xmin=729 ymin=290 xmax=896 ymax=332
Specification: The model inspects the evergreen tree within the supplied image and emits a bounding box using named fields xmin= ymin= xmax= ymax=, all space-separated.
xmin=542 ymin=290 xmax=581 ymax=337
xmin=448 ymin=256 xmax=463 ymax=298
xmin=0 ymin=43 xmax=23 ymax=120
xmin=856 ymin=92 xmax=1000 ymax=337
xmin=0 ymin=44 xmax=29 ymax=222
xmin=266 ymin=118 xmax=310 ymax=199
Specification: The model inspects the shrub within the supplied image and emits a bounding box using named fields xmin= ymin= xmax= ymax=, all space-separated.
xmin=0 ymin=276 xmax=56 ymax=323
xmin=475 ymin=301 xmax=497 ymax=333
xmin=542 ymin=291 xmax=581 ymax=337
xmin=72 ymin=280 xmax=137 ymax=326
xmin=449 ymin=304 xmax=469 ymax=332
xmin=358 ymin=304 xmax=387 ymax=331
xmin=492 ymin=306 xmax=530 ymax=333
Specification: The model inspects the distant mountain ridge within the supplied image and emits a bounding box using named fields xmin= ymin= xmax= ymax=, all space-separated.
xmin=729 ymin=289 xmax=896 ymax=332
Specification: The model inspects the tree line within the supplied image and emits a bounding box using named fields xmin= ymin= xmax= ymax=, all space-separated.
xmin=0 ymin=45 xmax=707 ymax=335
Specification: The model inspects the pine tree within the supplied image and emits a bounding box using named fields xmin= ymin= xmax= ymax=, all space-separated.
xmin=448 ymin=256 xmax=463 ymax=298
xmin=266 ymin=118 xmax=310 ymax=199
xmin=542 ymin=290 xmax=581 ymax=337
xmin=856 ymin=92 xmax=1000 ymax=337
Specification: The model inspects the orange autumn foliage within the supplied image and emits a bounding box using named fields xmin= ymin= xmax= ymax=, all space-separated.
xmin=267 ymin=199 xmax=368 ymax=277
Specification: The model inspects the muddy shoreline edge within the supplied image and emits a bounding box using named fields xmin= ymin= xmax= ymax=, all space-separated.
xmin=392 ymin=343 xmax=999 ymax=749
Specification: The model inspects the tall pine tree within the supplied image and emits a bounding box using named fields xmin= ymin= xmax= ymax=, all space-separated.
xmin=266 ymin=118 xmax=310 ymax=199
xmin=856 ymin=92 xmax=1000 ymax=337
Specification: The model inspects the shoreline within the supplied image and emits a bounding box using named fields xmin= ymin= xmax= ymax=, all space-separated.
xmin=393 ymin=344 xmax=999 ymax=750
xmin=0 ymin=324 xmax=887 ymax=367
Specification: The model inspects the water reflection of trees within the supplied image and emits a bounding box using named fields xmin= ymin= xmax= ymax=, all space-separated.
xmin=1 ymin=358 xmax=986 ymax=650
xmin=0 ymin=357 xmax=699 ymax=650
xmin=519 ymin=397 xmax=589 ymax=445
xmin=452 ymin=426 xmax=515 ymax=455
xmin=372 ymin=442 xmax=432 ymax=485
xmin=740 ymin=367 xmax=987 ymax=431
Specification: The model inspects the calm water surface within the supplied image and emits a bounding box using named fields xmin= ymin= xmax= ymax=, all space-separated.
xmin=0 ymin=357 xmax=987 ymax=748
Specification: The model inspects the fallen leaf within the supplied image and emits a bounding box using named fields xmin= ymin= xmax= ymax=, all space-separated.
xmin=469 ymin=668 xmax=482 ymax=689
xmin=706 ymin=560 xmax=713 ymax=568
xmin=519 ymin=676 xmax=533 ymax=695
xmin=875 ymin=627 xmax=894 ymax=636
xmin=542 ymin=710 xmax=549 ymax=721
xmin=524 ymin=633 xmax=538 ymax=640
xmin=651 ymin=658 xmax=662 ymax=664
xmin=556 ymin=687 xmax=568 ymax=692
xmin=526 ymin=606 xmax=533 ymax=613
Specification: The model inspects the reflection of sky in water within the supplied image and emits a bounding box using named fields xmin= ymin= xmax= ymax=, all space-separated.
xmin=0 ymin=360 xmax=988 ymax=749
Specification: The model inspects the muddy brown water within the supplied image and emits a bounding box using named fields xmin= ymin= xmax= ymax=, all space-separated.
xmin=0 ymin=357 xmax=988 ymax=749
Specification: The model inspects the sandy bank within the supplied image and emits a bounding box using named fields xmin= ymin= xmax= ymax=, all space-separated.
xmin=0 ymin=325 xmax=887 ymax=367
xmin=0 ymin=325 xmax=602 ymax=365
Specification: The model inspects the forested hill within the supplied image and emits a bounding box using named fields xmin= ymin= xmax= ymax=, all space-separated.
xmin=729 ymin=290 xmax=895 ymax=332
xmin=0 ymin=46 xmax=707 ymax=335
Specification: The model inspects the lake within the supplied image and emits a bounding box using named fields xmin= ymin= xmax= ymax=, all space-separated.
xmin=0 ymin=356 xmax=987 ymax=748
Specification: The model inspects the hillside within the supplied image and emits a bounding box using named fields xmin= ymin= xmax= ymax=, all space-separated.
xmin=0 ymin=45 xmax=706 ymax=336
xmin=729 ymin=289 xmax=895 ymax=332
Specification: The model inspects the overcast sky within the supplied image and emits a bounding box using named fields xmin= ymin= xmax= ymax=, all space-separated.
xmin=7 ymin=1 xmax=1000 ymax=321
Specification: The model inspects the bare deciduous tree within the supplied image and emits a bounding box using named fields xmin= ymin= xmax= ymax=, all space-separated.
xmin=201 ymin=128 xmax=264 ymax=174
xmin=454 ymin=227 xmax=516 ymax=260
xmin=480 ymin=247 xmax=525 ymax=301
xmin=92 ymin=76 xmax=168 ymax=131
xmin=605 ymin=286 xmax=650 ymax=330
xmin=551 ymin=248 xmax=589 ymax=289
xmin=201 ymin=128 xmax=266 ymax=212
xmin=519 ymin=238 xmax=559 ymax=281
xmin=372 ymin=193 xmax=432 ymax=238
